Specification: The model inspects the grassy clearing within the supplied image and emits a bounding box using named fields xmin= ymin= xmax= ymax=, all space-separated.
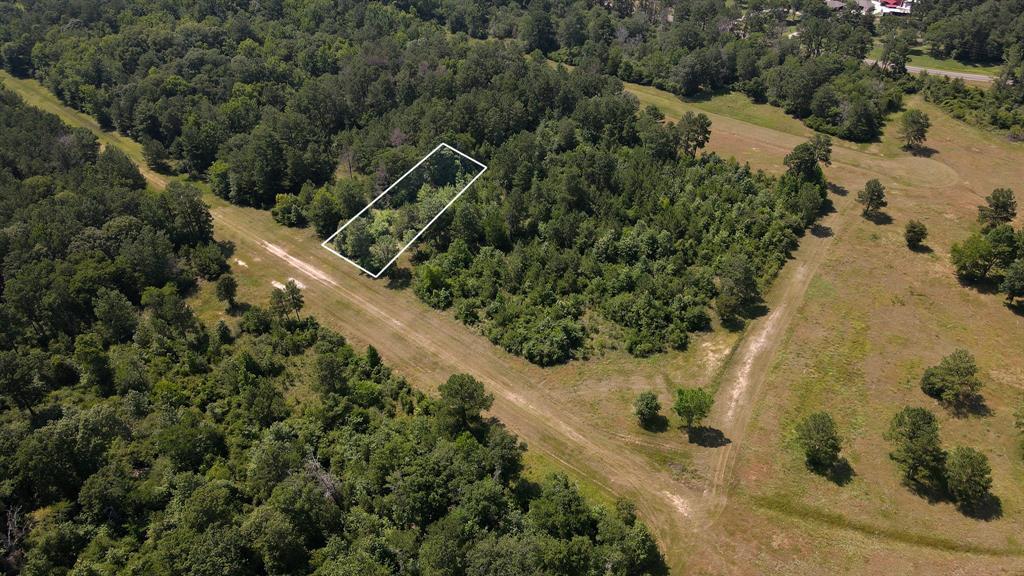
xmin=868 ymin=43 xmax=1003 ymax=76
xmin=725 ymin=87 xmax=1024 ymax=570
xmin=9 ymin=62 xmax=1024 ymax=574
xmin=752 ymin=493 xmax=1023 ymax=557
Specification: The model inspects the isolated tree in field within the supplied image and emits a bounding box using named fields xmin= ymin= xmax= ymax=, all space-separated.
xmin=1000 ymin=259 xmax=1024 ymax=302
xmin=438 ymin=373 xmax=494 ymax=431
xmin=633 ymin=391 xmax=662 ymax=429
xmin=885 ymin=407 xmax=946 ymax=493
xmin=978 ymin=188 xmax=1017 ymax=229
xmin=216 ymin=275 xmax=238 ymax=309
xmin=795 ymin=412 xmax=842 ymax=472
xmin=857 ymin=179 xmax=887 ymax=216
xmin=676 ymin=111 xmax=712 ymax=158
xmin=946 ymin=446 xmax=993 ymax=512
xmin=674 ymin=387 xmax=713 ymax=428
xmin=897 ymin=109 xmax=931 ymax=150
xmin=920 ymin=348 xmax=983 ymax=411
xmin=904 ymin=220 xmax=928 ymax=249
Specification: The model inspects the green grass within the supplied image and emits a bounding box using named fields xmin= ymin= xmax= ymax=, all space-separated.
xmin=752 ymin=493 xmax=1024 ymax=557
xmin=868 ymin=43 xmax=1002 ymax=77
xmin=0 ymin=70 xmax=170 ymax=188
xmin=521 ymin=449 xmax=619 ymax=509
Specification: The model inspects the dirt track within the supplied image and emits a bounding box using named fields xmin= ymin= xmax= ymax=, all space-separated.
xmin=9 ymin=68 xmax=1020 ymax=573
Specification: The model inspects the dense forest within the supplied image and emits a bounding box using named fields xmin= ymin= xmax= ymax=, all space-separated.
xmin=0 ymin=0 xmax=837 ymax=364
xmin=0 ymin=87 xmax=664 ymax=575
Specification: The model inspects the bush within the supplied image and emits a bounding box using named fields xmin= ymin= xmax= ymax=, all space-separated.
xmin=946 ymin=446 xmax=993 ymax=512
xmin=920 ymin=348 xmax=983 ymax=411
xmin=904 ymin=220 xmax=928 ymax=249
xmin=633 ymin=391 xmax=661 ymax=429
xmin=795 ymin=412 xmax=841 ymax=472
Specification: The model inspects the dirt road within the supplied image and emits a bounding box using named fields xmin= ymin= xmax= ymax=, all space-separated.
xmin=9 ymin=68 xmax=1010 ymax=573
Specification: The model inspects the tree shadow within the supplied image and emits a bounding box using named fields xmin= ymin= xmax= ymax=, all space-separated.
xmin=826 ymin=458 xmax=855 ymax=486
xmin=960 ymin=493 xmax=1003 ymax=521
xmin=818 ymin=197 xmax=837 ymax=216
xmin=384 ymin=267 xmax=412 ymax=290
xmin=908 ymin=243 xmax=934 ymax=254
xmin=952 ymin=394 xmax=992 ymax=418
xmin=640 ymin=414 xmax=669 ymax=433
xmin=827 ymin=182 xmax=849 ymax=196
xmin=810 ymin=223 xmax=833 ymax=238
xmin=227 ymin=301 xmax=252 ymax=317
xmin=864 ymin=211 xmax=893 ymax=225
xmin=686 ymin=426 xmax=731 ymax=448
xmin=1006 ymin=300 xmax=1024 ymax=316
xmin=956 ymin=276 xmax=1002 ymax=295
xmin=909 ymin=145 xmax=938 ymax=158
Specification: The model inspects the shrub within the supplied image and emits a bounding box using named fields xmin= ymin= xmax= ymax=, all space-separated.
xmin=904 ymin=220 xmax=928 ymax=249
xmin=795 ymin=412 xmax=841 ymax=472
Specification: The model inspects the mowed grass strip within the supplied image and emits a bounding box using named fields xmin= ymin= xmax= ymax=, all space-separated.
xmin=751 ymin=493 xmax=1024 ymax=557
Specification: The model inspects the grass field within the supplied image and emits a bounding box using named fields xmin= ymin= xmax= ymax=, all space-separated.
xmin=5 ymin=67 xmax=1024 ymax=575
xmin=868 ymin=42 xmax=1003 ymax=77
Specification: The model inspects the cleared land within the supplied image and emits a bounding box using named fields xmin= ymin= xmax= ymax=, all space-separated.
xmin=867 ymin=42 xmax=1002 ymax=79
xmin=5 ymin=70 xmax=1024 ymax=575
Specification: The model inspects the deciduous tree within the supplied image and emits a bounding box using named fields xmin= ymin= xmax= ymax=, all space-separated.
xmin=673 ymin=387 xmax=713 ymax=428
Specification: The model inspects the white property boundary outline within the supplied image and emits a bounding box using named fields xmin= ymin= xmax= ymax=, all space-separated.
xmin=320 ymin=142 xmax=488 ymax=278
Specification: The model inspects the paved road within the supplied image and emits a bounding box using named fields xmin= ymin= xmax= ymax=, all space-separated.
xmin=864 ymin=58 xmax=995 ymax=83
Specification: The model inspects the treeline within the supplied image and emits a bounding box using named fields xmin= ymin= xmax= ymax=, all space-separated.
xmin=0 ymin=88 xmax=664 ymax=575
xmin=0 ymin=1 xmax=834 ymax=366
xmin=951 ymin=188 xmax=1024 ymax=304
xmin=920 ymin=67 xmax=1024 ymax=139
xmin=912 ymin=0 xmax=1024 ymax=63
xmin=519 ymin=0 xmax=902 ymax=142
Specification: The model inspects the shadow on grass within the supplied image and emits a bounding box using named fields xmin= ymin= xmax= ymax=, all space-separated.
xmin=810 ymin=223 xmax=833 ymax=238
xmin=640 ymin=414 xmax=670 ymax=433
xmin=227 ymin=302 xmax=252 ymax=317
xmin=909 ymin=145 xmax=939 ymax=158
xmin=827 ymin=182 xmax=849 ymax=197
xmin=720 ymin=301 xmax=769 ymax=332
xmin=384 ymin=267 xmax=412 ymax=290
xmin=809 ymin=457 xmax=855 ymax=486
xmin=863 ymin=211 xmax=893 ymax=225
xmin=1006 ymin=300 xmax=1024 ymax=316
xmin=909 ymin=243 xmax=934 ymax=254
xmin=954 ymin=394 xmax=993 ymax=418
xmin=960 ymin=494 xmax=1003 ymax=521
xmin=686 ymin=426 xmax=731 ymax=448
xmin=956 ymin=275 xmax=1003 ymax=295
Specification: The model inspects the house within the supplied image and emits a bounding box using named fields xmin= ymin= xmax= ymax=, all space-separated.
xmin=824 ymin=0 xmax=877 ymax=13
xmin=824 ymin=0 xmax=910 ymax=13
xmin=874 ymin=0 xmax=913 ymax=13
